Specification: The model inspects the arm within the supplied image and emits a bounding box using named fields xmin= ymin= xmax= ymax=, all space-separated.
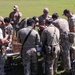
xmin=41 ymin=30 xmax=47 ymax=45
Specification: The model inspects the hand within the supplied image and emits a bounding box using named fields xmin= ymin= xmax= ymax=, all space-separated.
xmin=2 ymin=38 xmax=9 ymax=44
xmin=40 ymin=25 xmax=46 ymax=30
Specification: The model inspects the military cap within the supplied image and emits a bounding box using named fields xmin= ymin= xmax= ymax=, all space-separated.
xmin=13 ymin=5 xmax=18 ymax=9
xmin=63 ymin=9 xmax=70 ymax=15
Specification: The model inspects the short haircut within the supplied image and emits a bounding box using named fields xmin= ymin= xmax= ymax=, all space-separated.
xmin=4 ymin=17 xmax=10 ymax=23
xmin=45 ymin=19 xmax=52 ymax=25
xmin=27 ymin=18 xmax=35 ymax=26
xmin=52 ymin=13 xmax=59 ymax=19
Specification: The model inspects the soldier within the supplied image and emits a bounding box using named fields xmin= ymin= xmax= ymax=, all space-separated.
xmin=39 ymin=8 xmax=51 ymax=25
xmin=41 ymin=19 xmax=60 ymax=75
xmin=63 ymin=9 xmax=75 ymax=32
xmin=0 ymin=16 xmax=9 ymax=75
xmin=52 ymin=13 xmax=71 ymax=74
xmin=4 ymin=17 xmax=13 ymax=47
xmin=9 ymin=5 xmax=22 ymax=27
xmin=38 ymin=8 xmax=52 ymax=36
xmin=63 ymin=9 xmax=75 ymax=60
xmin=17 ymin=18 xmax=40 ymax=75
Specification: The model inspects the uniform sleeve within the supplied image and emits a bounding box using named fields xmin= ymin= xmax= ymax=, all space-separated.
xmin=52 ymin=20 xmax=61 ymax=31
xmin=41 ymin=29 xmax=47 ymax=45
xmin=69 ymin=18 xmax=75 ymax=32
xmin=36 ymin=32 xmax=41 ymax=45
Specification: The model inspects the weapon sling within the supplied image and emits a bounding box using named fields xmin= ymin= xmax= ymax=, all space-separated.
xmin=21 ymin=29 xmax=33 ymax=57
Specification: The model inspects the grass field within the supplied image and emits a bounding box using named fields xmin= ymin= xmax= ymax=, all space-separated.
xmin=0 ymin=0 xmax=75 ymax=19
xmin=0 ymin=0 xmax=75 ymax=75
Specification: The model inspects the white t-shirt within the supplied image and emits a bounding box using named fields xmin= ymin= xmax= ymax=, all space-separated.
xmin=0 ymin=28 xmax=3 ymax=39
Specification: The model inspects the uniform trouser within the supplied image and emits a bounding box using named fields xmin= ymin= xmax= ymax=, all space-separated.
xmin=0 ymin=52 xmax=5 ymax=75
xmin=60 ymin=40 xmax=71 ymax=71
xmin=45 ymin=45 xmax=60 ymax=75
xmin=22 ymin=48 xmax=38 ymax=75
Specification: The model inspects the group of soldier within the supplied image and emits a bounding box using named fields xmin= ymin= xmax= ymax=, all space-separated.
xmin=0 ymin=5 xmax=75 ymax=75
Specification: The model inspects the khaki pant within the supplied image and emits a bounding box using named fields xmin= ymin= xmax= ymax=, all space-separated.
xmin=45 ymin=44 xmax=60 ymax=75
xmin=22 ymin=47 xmax=38 ymax=75
xmin=60 ymin=40 xmax=71 ymax=70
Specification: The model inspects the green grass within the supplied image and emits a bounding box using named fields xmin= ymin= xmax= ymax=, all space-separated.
xmin=0 ymin=0 xmax=75 ymax=19
xmin=0 ymin=0 xmax=74 ymax=75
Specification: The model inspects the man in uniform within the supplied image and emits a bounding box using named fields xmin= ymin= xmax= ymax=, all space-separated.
xmin=52 ymin=13 xmax=71 ymax=74
xmin=63 ymin=9 xmax=75 ymax=60
xmin=4 ymin=17 xmax=13 ymax=47
xmin=9 ymin=5 xmax=22 ymax=27
xmin=38 ymin=8 xmax=52 ymax=36
xmin=41 ymin=19 xmax=60 ymax=75
xmin=63 ymin=9 xmax=75 ymax=32
xmin=17 ymin=18 xmax=40 ymax=75
xmin=0 ymin=16 xmax=9 ymax=75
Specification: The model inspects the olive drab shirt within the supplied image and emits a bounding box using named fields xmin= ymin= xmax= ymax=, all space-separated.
xmin=52 ymin=18 xmax=69 ymax=34
xmin=68 ymin=15 xmax=75 ymax=32
xmin=17 ymin=26 xmax=40 ymax=48
xmin=39 ymin=14 xmax=52 ymax=25
xmin=41 ymin=25 xmax=60 ymax=46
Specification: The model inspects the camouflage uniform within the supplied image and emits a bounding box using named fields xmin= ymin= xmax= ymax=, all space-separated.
xmin=52 ymin=18 xmax=71 ymax=71
xmin=5 ymin=23 xmax=13 ymax=41
xmin=17 ymin=26 xmax=40 ymax=75
xmin=68 ymin=15 xmax=75 ymax=62
xmin=67 ymin=14 xmax=75 ymax=32
xmin=41 ymin=25 xmax=60 ymax=75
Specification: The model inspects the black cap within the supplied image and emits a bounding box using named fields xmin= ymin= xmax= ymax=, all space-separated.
xmin=63 ymin=9 xmax=70 ymax=15
xmin=27 ymin=18 xmax=35 ymax=26
xmin=52 ymin=13 xmax=59 ymax=19
xmin=45 ymin=19 xmax=52 ymax=25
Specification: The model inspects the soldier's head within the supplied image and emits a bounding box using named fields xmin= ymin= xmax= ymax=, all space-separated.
xmin=32 ymin=16 xmax=39 ymax=25
xmin=27 ymin=18 xmax=35 ymax=28
xmin=4 ymin=17 xmax=10 ymax=26
xmin=63 ymin=9 xmax=72 ymax=18
xmin=13 ymin=5 xmax=19 ymax=12
xmin=45 ymin=19 xmax=52 ymax=26
xmin=0 ymin=16 xmax=4 ymax=26
xmin=52 ymin=13 xmax=59 ymax=20
xmin=43 ymin=8 xmax=49 ymax=16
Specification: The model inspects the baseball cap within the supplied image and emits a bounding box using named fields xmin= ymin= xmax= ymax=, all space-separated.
xmin=63 ymin=9 xmax=70 ymax=15
xmin=43 ymin=8 xmax=49 ymax=12
xmin=13 ymin=5 xmax=18 ymax=10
